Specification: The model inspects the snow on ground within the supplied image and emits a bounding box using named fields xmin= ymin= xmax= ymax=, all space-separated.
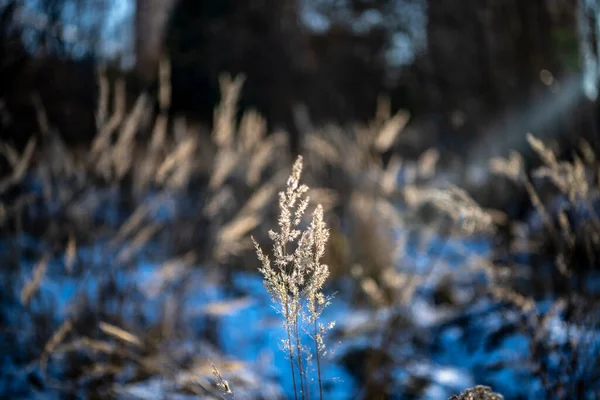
xmin=2 ymin=195 xmax=596 ymax=399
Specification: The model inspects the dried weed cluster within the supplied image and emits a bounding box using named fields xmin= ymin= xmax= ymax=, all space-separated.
xmin=449 ymin=385 xmax=504 ymax=400
xmin=490 ymin=133 xmax=600 ymax=279
xmin=486 ymin=133 xmax=600 ymax=399
xmin=253 ymin=156 xmax=333 ymax=400
xmin=3 ymin=58 xmax=600 ymax=399
xmin=0 ymin=64 xmax=293 ymax=399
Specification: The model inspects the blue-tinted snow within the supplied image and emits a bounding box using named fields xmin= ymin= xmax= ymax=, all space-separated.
xmin=2 ymin=199 xmax=598 ymax=399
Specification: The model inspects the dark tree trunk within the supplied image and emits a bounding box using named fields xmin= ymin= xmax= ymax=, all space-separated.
xmin=135 ymin=0 xmax=179 ymax=84
xmin=414 ymin=0 xmax=571 ymax=158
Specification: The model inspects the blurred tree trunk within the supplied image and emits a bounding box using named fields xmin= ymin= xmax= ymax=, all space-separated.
xmin=135 ymin=0 xmax=179 ymax=84
xmin=164 ymin=0 xmax=312 ymax=152
xmin=414 ymin=0 xmax=574 ymax=156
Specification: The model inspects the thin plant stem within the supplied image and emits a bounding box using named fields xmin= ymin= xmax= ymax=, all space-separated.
xmin=294 ymin=314 xmax=307 ymax=400
xmin=254 ymin=157 xmax=332 ymax=400
xmin=314 ymin=319 xmax=323 ymax=400
xmin=285 ymin=303 xmax=299 ymax=400
xmin=281 ymin=221 xmax=299 ymax=400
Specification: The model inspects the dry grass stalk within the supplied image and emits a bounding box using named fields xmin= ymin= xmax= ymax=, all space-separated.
xmin=47 ymin=135 xmax=77 ymax=181
xmin=489 ymin=150 xmax=524 ymax=182
xmin=533 ymin=157 xmax=589 ymax=203
xmin=375 ymin=94 xmax=392 ymax=123
xmin=99 ymin=321 xmax=143 ymax=347
xmin=527 ymin=135 xmax=592 ymax=216
xmin=374 ymin=110 xmax=409 ymax=152
xmin=96 ymin=66 xmax=109 ymax=127
xmin=320 ymin=125 xmax=363 ymax=172
xmin=527 ymin=133 xmax=557 ymax=166
xmin=0 ymin=140 xmax=20 ymax=167
xmin=114 ymin=94 xmax=150 ymax=179
xmin=417 ymin=148 xmax=440 ymax=179
xmin=135 ymin=57 xmax=173 ymax=191
xmin=65 ymin=234 xmax=76 ymax=274
xmin=92 ymin=78 xmax=125 ymax=155
xmin=116 ymin=223 xmax=160 ymax=264
xmin=158 ymin=57 xmax=171 ymax=112
xmin=150 ymin=114 xmax=168 ymax=153
xmin=156 ymin=135 xmax=196 ymax=180
xmin=213 ymin=74 xmax=245 ymax=148
xmin=165 ymin=151 xmax=194 ymax=190
xmin=11 ymin=137 xmax=36 ymax=182
xmin=305 ymin=188 xmax=339 ymax=213
xmin=32 ymin=93 xmax=51 ymax=136
xmin=557 ymin=209 xmax=575 ymax=250
xmin=348 ymin=194 xmax=400 ymax=305
xmin=523 ymin=178 xmax=557 ymax=237
xmin=579 ymin=138 xmax=596 ymax=164
xmin=359 ymin=276 xmax=387 ymax=306
xmin=211 ymin=361 xmax=235 ymax=399
xmin=112 ymin=202 xmax=152 ymax=246
xmin=305 ymin=133 xmax=343 ymax=166
xmin=495 ymin=134 xmax=600 ymax=277
xmin=247 ymin=132 xmax=287 ymax=186
xmin=405 ymin=185 xmax=494 ymax=234
xmin=204 ymin=186 xmax=235 ymax=218
xmin=210 ymin=149 xmax=239 ymax=189
xmin=21 ymin=255 xmax=50 ymax=306
xmin=40 ymin=319 xmax=73 ymax=376
xmin=142 ymin=252 xmax=196 ymax=298
xmin=54 ymin=337 xmax=116 ymax=355
xmin=489 ymin=285 xmax=535 ymax=314
xmin=238 ymin=182 xmax=278 ymax=217
xmin=380 ymin=155 xmax=402 ymax=195
xmin=239 ymin=109 xmax=266 ymax=152
xmin=232 ymin=172 xmax=285 ymax=217
xmin=0 ymin=137 xmax=36 ymax=193
xmin=450 ymin=385 xmax=504 ymax=400
xmin=202 ymin=297 xmax=253 ymax=317
xmin=253 ymin=156 xmax=333 ymax=400
xmin=134 ymin=153 xmax=158 ymax=195
xmin=215 ymin=214 xmax=261 ymax=261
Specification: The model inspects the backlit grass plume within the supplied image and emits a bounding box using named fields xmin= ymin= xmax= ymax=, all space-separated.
xmin=252 ymin=155 xmax=333 ymax=400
